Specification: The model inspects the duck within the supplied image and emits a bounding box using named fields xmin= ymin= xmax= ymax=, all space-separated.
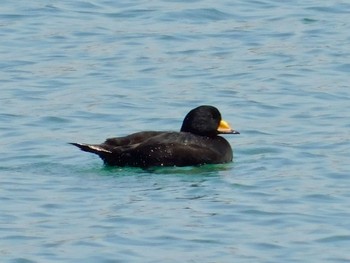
xmin=70 ymin=105 xmax=239 ymax=168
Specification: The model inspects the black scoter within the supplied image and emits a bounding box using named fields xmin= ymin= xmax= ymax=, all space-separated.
xmin=70 ymin=105 xmax=239 ymax=167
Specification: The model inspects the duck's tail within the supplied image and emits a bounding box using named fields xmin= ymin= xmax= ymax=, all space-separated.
xmin=69 ymin=142 xmax=112 ymax=155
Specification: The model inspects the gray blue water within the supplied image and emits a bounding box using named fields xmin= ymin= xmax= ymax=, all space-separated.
xmin=1 ymin=0 xmax=350 ymax=262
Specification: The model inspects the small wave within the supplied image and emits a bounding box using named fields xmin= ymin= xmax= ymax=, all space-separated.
xmin=161 ymin=8 xmax=233 ymax=22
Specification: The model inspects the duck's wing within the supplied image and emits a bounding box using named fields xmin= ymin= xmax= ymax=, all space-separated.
xmin=70 ymin=131 xmax=165 ymax=153
xmin=103 ymin=131 xmax=165 ymax=147
xmin=134 ymin=142 xmax=222 ymax=167
xmin=69 ymin=131 xmax=167 ymax=162
xmin=124 ymin=132 xmax=231 ymax=167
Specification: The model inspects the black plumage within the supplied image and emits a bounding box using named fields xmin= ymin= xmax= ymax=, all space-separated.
xmin=70 ymin=105 xmax=239 ymax=168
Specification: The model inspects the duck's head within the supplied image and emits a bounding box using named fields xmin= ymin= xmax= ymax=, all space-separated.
xmin=180 ymin=105 xmax=239 ymax=137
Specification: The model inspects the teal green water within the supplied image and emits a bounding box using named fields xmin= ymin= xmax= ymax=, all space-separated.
xmin=1 ymin=1 xmax=350 ymax=262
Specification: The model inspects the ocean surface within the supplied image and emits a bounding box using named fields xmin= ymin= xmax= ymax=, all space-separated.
xmin=1 ymin=0 xmax=350 ymax=262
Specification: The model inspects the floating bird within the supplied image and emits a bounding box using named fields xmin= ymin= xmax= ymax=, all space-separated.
xmin=70 ymin=105 xmax=239 ymax=168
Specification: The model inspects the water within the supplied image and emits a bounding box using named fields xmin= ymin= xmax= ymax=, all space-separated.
xmin=1 ymin=0 xmax=350 ymax=262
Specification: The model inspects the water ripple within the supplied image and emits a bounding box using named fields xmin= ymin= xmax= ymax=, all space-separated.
xmin=162 ymin=8 xmax=233 ymax=22
xmin=1 ymin=0 xmax=350 ymax=262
